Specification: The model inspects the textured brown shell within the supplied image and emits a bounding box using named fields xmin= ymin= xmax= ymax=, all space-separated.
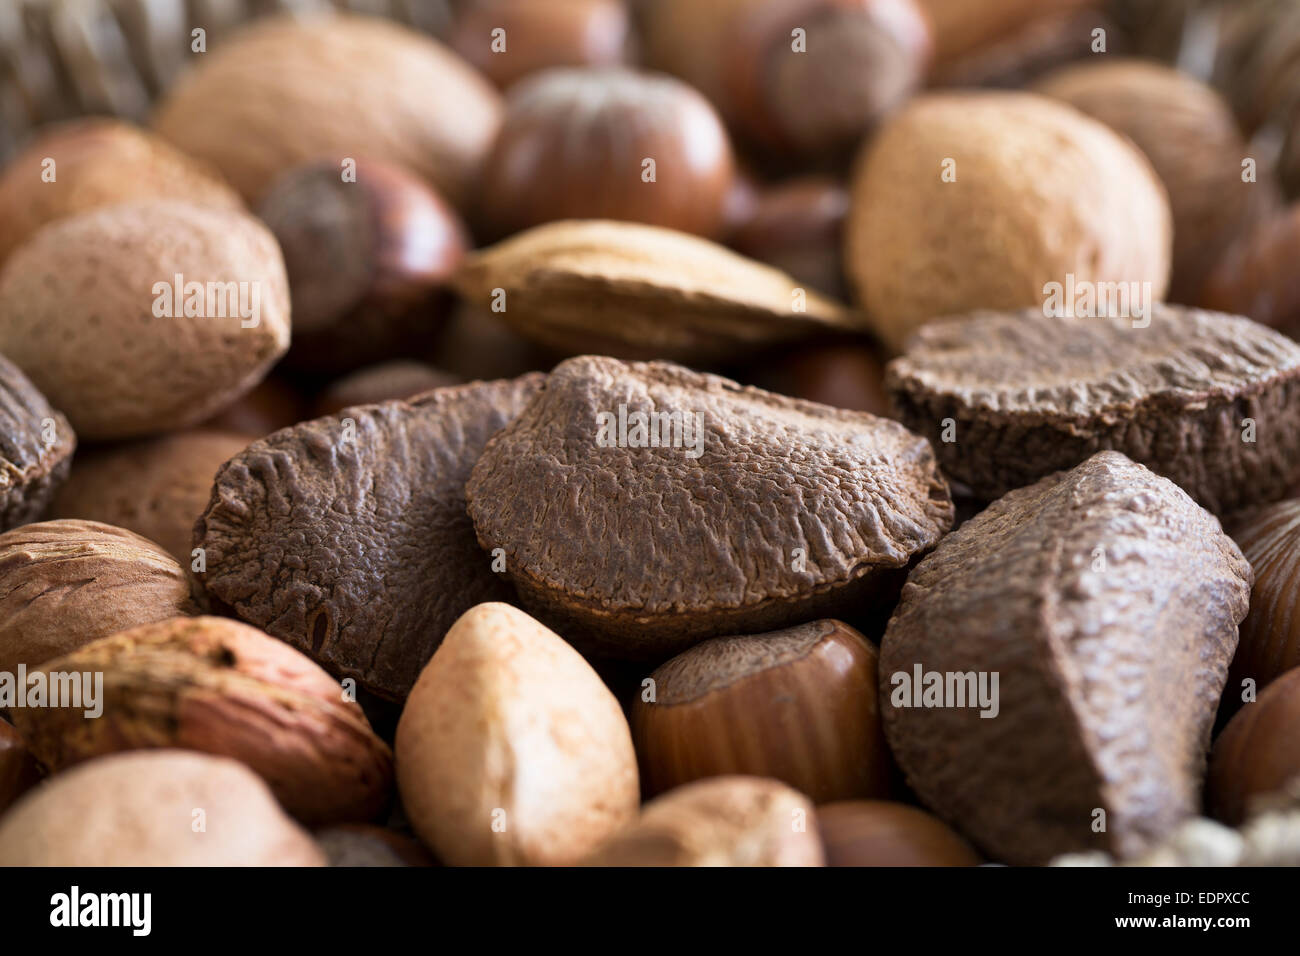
xmin=194 ymin=376 xmax=544 ymax=702
xmin=0 ymin=352 xmax=75 ymax=532
xmin=885 ymin=305 xmax=1300 ymax=514
xmin=466 ymin=356 xmax=953 ymax=659
xmin=880 ymin=451 xmax=1250 ymax=864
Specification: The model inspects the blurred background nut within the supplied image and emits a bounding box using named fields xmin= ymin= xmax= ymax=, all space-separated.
xmin=0 ymin=519 xmax=197 ymax=675
xmin=845 ymin=91 xmax=1173 ymax=352
xmin=152 ymin=13 xmax=502 ymax=209
xmin=0 ymin=117 xmax=242 ymax=266
xmin=0 ymin=750 xmax=327 ymax=866
xmin=199 ymin=375 xmax=307 ymax=440
xmin=631 ymin=620 xmax=893 ymax=803
xmin=0 ymin=717 xmax=40 ymax=816
xmin=0 ymin=352 xmax=75 ymax=533
xmin=726 ymin=175 xmax=849 ymax=298
xmin=1035 ymin=59 xmax=1270 ymax=304
xmin=49 ymin=429 xmax=251 ymax=564
xmin=816 ymin=800 xmax=982 ymax=866
xmin=1202 ymin=203 xmax=1300 ymax=338
xmin=428 ymin=303 xmax=557 ymax=381
xmin=315 ymin=824 xmax=436 ymax=867
xmin=257 ymin=158 xmax=468 ymax=374
xmin=478 ymin=67 xmax=736 ymax=240
xmin=0 ymin=199 xmax=290 ymax=441
xmin=1225 ymin=500 xmax=1300 ymax=693
xmin=10 ymin=616 xmax=394 ymax=827
xmin=743 ymin=340 xmax=890 ymax=414
xmin=395 ymin=603 xmax=639 ymax=866
xmin=643 ymin=0 xmax=932 ymax=158
xmin=581 ymin=776 xmax=825 ymax=866
xmin=1208 ymin=666 xmax=1300 ymax=826
xmin=449 ymin=0 xmax=631 ymax=90
xmin=313 ymin=361 xmax=465 ymax=418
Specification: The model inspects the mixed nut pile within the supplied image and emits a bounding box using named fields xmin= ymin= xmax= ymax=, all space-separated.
xmin=2 ymin=0 xmax=1300 ymax=868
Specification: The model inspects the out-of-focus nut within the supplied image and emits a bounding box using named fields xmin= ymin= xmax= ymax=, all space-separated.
xmin=1208 ymin=666 xmax=1300 ymax=825
xmin=816 ymin=800 xmax=981 ymax=866
xmin=0 ymin=717 xmax=41 ymax=815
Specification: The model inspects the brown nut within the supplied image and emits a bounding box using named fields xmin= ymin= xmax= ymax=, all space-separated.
xmin=0 ymin=117 xmax=242 ymax=267
xmin=0 ymin=717 xmax=41 ymax=815
xmin=0 ymin=519 xmax=197 ymax=675
xmin=817 ymin=800 xmax=981 ymax=866
xmin=632 ymin=620 xmax=892 ymax=803
xmin=313 ymin=361 xmax=464 ymax=418
xmin=257 ymin=158 xmax=469 ymax=374
xmin=0 ymin=351 xmax=75 ymax=533
xmin=845 ymin=91 xmax=1172 ymax=353
xmin=49 ymin=429 xmax=250 ymax=564
xmin=10 ymin=616 xmax=394 ymax=827
xmin=916 ymin=0 xmax=1097 ymax=67
xmin=645 ymin=0 xmax=932 ymax=156
xmin=450 ymin=0 xmax=631 ymax=90
xmin=199 ymin=375 xmax=306 ymax=439
xmin=727 ymin=176 xmax=849 ymax=299
xmin=1208 ymin=666 xmax=1300 ymax=826
xmin=478 ymin=67 xmax=736 ymax=240
xmin=1202 ymin=204 xmax=1300 ymax=339
xmin=1035 ymin=59 xmax=1269 ymax=304
xmin=395 ymin=603 xmax=640 ymax=866
xmin=315 ymin=824 xmax=437 ymax=867
xmin=153 ymin=13 xmax=502 ymax=209
xmin=429 ymin=303 xmax=557 ymax=381
xmin=746 ymin=341 xmax=890 ymax=414
xmin=0 ymin=200 xmax=291 ymax=441
xmin=581 ymin=776 xmax=825 ymax=866
xmin=1226 ymin=500 xmax=1300 ymax=693
xmin=0 ymin=750 xmax=327 ymax=866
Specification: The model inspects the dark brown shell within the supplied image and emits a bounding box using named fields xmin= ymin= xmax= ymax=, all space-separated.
xmin=0 ymin=352 xmax=75 ymax=531
xmin=880 ymin=451 xmax=1251 ymax=864
xmin=885 ymin=305 xmax=1300 ymax=514
xmin=194 ymin=375 xmax=544 ymax=701
xmin=466 ymin=356 xmax=953 ymax=659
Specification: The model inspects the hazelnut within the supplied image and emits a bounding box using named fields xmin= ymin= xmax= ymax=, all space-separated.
xmin=1202 ymin=203 xmax=1300 ymax=339
xmin=313 ymin=361 xmax=465 ymax=418
xmin=0 ymin=351 xmax=75 ymax=533
xmin=0 ymin=717 xmax=40 ymax=815
xmin=727 ymin=176 xmax=850 ymax=299
xmin=1225 ymin=500 xmax=1300 ymax=692
xmin=581 ymin=776 xmax=825 ymax=866
xmin=450 ymin=0 xmax=631 ymax=90
xmin=0 ymin=117 xmax=242 ymax=266
xmin=0 ymin=750 xmax=327 ymax=866
xmin=746 ymin=341 xmax=891 ymax=414
xmin=1036 ymin=59 xmax=1270 ymax=304
xmin=152 ymin=13 xmax=503 ymax=209
xmin=50 ymin=429 xmax=251 ymax=564
xmin=477 ymin=67 xmax=736 ymax=240
xmin=395 ymin=603 xmax=640 ymax=866
xmin=632 ymin=620 xmax=893 ymax=803
xmin=0 ymin=519 xmax=197 ymax=675
xmin=816 ymin=800 xmax=981 ymax=866
xmin=644 ymin=0 xmax=932 ymax=157
xmin=11 ymin=616 xmax=394 ymax=827
xmin=0 ymin=199 xmax=291 ymax=441
xmin=257 ymin=158 xmax=469 ymax=374
xmin=845 ymin=92 xmax=1172 ymax=352
xmin=1208 ymin=666 xmax=1300 ymax=826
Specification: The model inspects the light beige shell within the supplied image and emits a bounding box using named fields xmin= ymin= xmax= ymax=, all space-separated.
xmin=845 ymin=91 xmax=1172 ymax=352
xmin=152 ymin=13 xmax=502 ymax=208
xmin=395 ymin=602 xmax=639 ymax=866
xmin=0 ymin=200 xmax=290 ymax=440
xmin=454 ymin=219 xmax=861 ymax=363
xmin=0 ymin=750 xmax=326 ymax=866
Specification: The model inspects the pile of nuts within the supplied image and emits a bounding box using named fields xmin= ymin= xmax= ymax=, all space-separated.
xmin=1 ymin=0 xmax=1300 ymax=868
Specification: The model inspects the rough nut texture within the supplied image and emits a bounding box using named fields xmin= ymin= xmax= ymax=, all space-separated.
xmin=846 ymin=91 xmax=1172 ymax=352
xmin=0 ymin=117 xmax=243 ymax=266
xmin=885 ymin=306 xmax=1300 ymax=515
xmin=195 ymin=376 xmax=544 ymax=702
xmin=453 ymin=219 xmax=862 ymax=364
xmin=0 ymin=520 xmax=198 ymax=675
xmin=880 ymin=452 xmax=1250 ymax=865
xmin=0 ymin=750 xmax=326 ymax=866
xmin=152 ymin=13 xmax=502 ymax=208
xmin=0 ymin=200 xmax=290 ymax=440
xmin=467 ymin=356 xmax=954 ymax=660
xmin=50 ymin=429 xmax=250 ymax=563
xmin=11 ymin=616 xmax=394 ymax=827
xmin=395 ymin=603 xmax=640 ymax=866
xmin=0 ymin=352 xmax=75 ymax=532
xmin=581 ymin=775 xmax=824 ymax=866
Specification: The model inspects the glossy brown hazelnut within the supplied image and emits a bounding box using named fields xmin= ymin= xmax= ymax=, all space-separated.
xmin=257 ymin=158 xmax=469 ymax=374
xmin=0 ymin=718 xmax=41 ymax=816
xmin=728 ymin=176 xmax=850 ymax=298
xmin=1208 ymin=666 xmax=1300 ymax=825
xmin=450 ymin=0 xmax=631 ymax=90
xmin=746 ymin=342 xmax=891 ymax=415
xmin=644 ymin=0 xmax=931 ymax=157
xmin=314 ymin=361 xmax=465 ymax=417
xmin=631 ymin=620 xmax=893 ymax=803
xmin=817 ymin=800 xmax=982 ymax=866
xmin=1227 ymin=500 xmax=1300 ymax=693
xmin=1202 ymin=204 xmax=1300 ymax=339
xmin=477 ymin=67 xmax=736 ymax=239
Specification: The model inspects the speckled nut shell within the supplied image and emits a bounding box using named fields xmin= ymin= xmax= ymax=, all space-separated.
xmin=0 ymin=352 xmax=75 ymax=532
xmin=845 ymin=91 xmax=1172 ymax=352
xmin=0 ymin=199 xmax=290 ymax=441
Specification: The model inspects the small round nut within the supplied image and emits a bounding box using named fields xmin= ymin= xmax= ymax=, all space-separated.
xmin=816 ymin=800 xmax=982 ymax=866
xmin=1208 ymin=666 xmax=1300 ymax=826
